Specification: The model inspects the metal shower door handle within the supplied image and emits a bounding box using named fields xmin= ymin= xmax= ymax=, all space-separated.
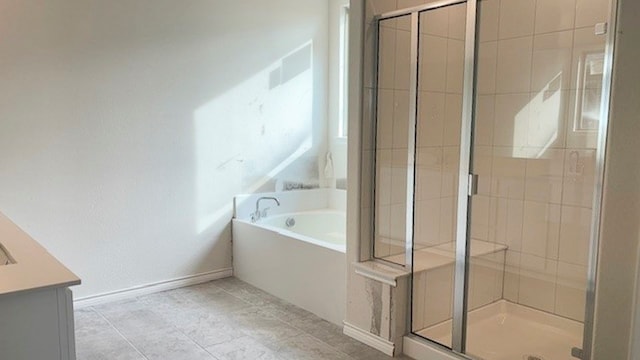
xmin=467 ymin=174 xmax=478 ymax=196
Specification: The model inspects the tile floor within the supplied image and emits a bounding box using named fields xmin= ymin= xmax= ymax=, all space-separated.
xmin=75 ymin=277 xmax=409 ymax=360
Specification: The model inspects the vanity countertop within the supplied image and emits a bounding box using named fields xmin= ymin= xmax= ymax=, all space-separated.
xmin=0 ymin=212 xmax=80 ymax=297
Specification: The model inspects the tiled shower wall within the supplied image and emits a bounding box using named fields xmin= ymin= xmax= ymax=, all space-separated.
xmin=470 ymin=0 xmax=609 ymax=322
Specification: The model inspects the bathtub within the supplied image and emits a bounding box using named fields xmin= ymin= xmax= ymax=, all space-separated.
xmin=232 ymin=189 xmax=346 ymax=325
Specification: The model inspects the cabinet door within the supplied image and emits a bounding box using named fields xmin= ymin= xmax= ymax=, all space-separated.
xmin=0 ymin=287 xmax=76 ymax=360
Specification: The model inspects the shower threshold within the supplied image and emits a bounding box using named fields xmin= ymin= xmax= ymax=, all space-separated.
xmin=416 ymin=300 xmax=583 ymax=360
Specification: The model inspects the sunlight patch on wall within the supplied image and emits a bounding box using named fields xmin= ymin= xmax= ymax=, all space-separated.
xmin=513 ymin=73 xmax=563 ymax=159
xmin=194 ymin=42 xmax=315 ymax=233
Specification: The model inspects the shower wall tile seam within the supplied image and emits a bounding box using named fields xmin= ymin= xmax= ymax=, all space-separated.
xmin=494 ymin=25 xmax=597 ymax=41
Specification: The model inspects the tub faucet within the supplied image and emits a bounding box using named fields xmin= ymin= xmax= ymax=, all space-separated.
xmin=251 ymin=196 xmax=280 ymax=222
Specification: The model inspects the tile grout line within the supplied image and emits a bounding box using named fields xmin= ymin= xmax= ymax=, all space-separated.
xmin=223 ymin=283 xmax=367 ymax=359
xmin=298 ymin=333 xmax=360 ymax=360
xmin=283 ymin=316 xmax=365 ymax=359
xmin=211 ymin=280 xmax=361 ymax=359
xmin=91 ymin=306 xmax=151 ymax=360
xmin=97 ymin=288 xmax=232 ymax=360
xmin=170 ymin=281 xmax=300 ymax=358
xmin=194 ymin=290 xmax=293 ymax=359
xmin=152 ymin=282 xmax=253 ymax=359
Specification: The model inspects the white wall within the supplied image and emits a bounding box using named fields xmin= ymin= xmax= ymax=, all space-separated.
xmin=0 ymin=0 xmax=329 ymax=298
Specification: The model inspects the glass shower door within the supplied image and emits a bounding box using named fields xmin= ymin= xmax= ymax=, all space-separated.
xmin=411 ymin=0 xmax=468 ymax=349
xmin=464 ymin=0 xmax=611 ymax=359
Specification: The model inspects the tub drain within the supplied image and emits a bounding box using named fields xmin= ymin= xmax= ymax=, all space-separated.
xmin=285 ymin=217 xmax=295 ymax=228
xmin=523 ymin=355 xmax=544 ymax=360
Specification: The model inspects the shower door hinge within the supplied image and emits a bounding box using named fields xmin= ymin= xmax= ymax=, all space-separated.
xmin=467 ymin=174 xmax=479 ymax=197
xmin=571 ymin=347 xmax=584 ymax=359
xmin=595 ymin=22 xmax=608 ymax=35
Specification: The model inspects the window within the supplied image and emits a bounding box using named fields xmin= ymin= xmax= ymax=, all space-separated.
xmin=338 ymin=5 xmax=350 ymax=138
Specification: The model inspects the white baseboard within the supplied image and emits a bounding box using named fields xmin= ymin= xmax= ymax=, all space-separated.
xmin=343 ymin=321 xmax=395 ymax=356
xmin=74 ymin=268 xmax=233 ymax=308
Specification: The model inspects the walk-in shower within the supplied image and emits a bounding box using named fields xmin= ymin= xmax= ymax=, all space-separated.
xmin=367 ymin=0 xmax=614 ymax=359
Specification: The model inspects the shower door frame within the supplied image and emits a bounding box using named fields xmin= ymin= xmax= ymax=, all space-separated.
xmin=581 ymin=0 xmax=618 ymax=358
xmin=370 ymin=0 xmax=619 ymax=358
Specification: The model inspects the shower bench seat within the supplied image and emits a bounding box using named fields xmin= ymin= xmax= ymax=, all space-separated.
xmin=383 ymin=239 xmax=508 ymax=330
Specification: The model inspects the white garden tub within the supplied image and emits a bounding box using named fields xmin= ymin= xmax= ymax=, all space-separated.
xmin=232 ymin=189 xmax=346 ymax=325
